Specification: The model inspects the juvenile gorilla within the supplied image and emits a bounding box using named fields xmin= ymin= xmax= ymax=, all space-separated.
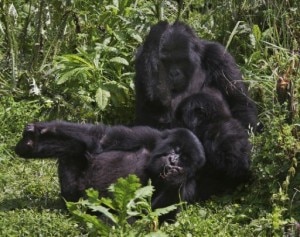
xmin=15 ymin=121 xmax=205 ymax=212
xmin=175 ymin=88 xmax=251 ymax=200
xmin=135 ymin=21 xmax=257 ymax=131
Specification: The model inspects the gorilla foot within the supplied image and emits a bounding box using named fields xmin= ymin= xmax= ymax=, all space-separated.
xmin=25 ymin=122 xmax=56 ymax=136
xmin=25 ymin=123 xmax=35 ymax=132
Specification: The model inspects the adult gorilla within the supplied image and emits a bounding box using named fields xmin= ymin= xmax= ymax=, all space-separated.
xmin=135 ymin=21 xmax=257 ymax=131
xmin=15 ymin=121 xmax=205 ymax=219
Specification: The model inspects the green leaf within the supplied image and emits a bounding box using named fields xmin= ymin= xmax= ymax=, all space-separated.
xmin=95 ymin=42 xmax=117 ymax=53
xmin=66 ymin=201 xmax=110 ymax=235
xmin=252 ymin=24 xmax=262 ymax=42
xmin=56 ymin=67 xmax=90 ymax=85
xmin=89 ymin=205 xmax=117 ymax=224
xmin=110 ymin=56 xmax=129 ymax=65
xmin=67 ymin=54 xmax=94 ymax=68
xmin=100 ymin=199 xmax=115 ymax=215
xmin=75 ymin=212 xmax=110 ymax=235
xmin=134 ymin=185 xmax=154 ymax=200
xmin=95 ymin=87 xmax=111 ymax=110
xmin=103 ymin=81 xmax=129 ymax=106
xmin=225 ymin=21 xmax=243 ymax=50
xmin=249 ymin=51 xmax=262 ymax=62
xmin=153 ymin=204 xmax=178 ymax=217
xmin=131 ymin=33 xmax=143 ymax=43
xmin=85 ymin=188 xmax=102 ymax=205
xmin=109 ymin=175 xmax=141 ymax=210
xmin=65 ymin=201 xmax=78 ymax=212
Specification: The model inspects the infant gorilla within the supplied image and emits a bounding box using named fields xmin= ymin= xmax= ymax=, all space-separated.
xmin=15 ymin=121 xmax=205 ymax=215
xmin=175 ymin=88 xmax=252 ymax=200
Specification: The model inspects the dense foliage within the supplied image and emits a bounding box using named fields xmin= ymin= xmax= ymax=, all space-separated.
xmin=0 ymin=0 xmax=299 ymax=236
xmin=67 ymin=175 xmax=178 ymax=236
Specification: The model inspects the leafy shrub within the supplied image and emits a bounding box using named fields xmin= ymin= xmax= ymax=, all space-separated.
xmin=1 ymin=0 xmax=300 ymax=236
xmin=46 ymin=0 xmax=177 ymax=123
xmin=67 ymin=175 xmax=177 ymax=236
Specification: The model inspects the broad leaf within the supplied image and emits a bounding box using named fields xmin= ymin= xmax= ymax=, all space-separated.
xmin=89 ymin=205 xmax=117 ymax=224
xmin=95 ymin=87 xmax=111 ymax=110
xmin=110 ymin=56 xmax=129 ymax=65
xmin=153 ymin=205 xmax=178 ymax=216
xmin=109 ymin=175 xmax=141 ymax=210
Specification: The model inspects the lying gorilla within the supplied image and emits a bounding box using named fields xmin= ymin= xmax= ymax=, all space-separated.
xmin=135 ymin=21 xmax=257 ymax=131
xmin=15 ymin=121 xmax=205 ymax=214
xmin=175 ymin=88 xmax=252 ymax=200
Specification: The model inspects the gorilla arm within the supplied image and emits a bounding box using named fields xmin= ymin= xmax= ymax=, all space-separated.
xmin=201 ymin=41 xmax=258 ymax=130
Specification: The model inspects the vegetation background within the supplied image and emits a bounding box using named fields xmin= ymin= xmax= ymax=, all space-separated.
xmin=0 ymin=0 xmax=299 ymax=236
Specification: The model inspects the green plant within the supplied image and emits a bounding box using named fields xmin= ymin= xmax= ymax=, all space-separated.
xmin=52 ymin=46 xmax=134 ymax=123
xmin=1 ymin=0 xmax=300 ymax=235
xmin=66 ymin=175 xmax=177 ymax=236
xmin=46 ymin=0 xmax=154 ymax=123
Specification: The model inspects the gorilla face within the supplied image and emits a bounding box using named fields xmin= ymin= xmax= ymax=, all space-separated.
xmin=148 ymin=128 xmax=205 ymax=186
xmin=158 ymin=24 xmax=201 ymax=95
xmin=153 ymin=147 xmax=184 ymax=184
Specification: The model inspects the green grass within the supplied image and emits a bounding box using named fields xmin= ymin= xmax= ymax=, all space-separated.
xmin=0 ymin=1 xmax=299 ymax=235
xmin=0 ymin=209 xmax=83 ymax=236
xmin=0 ymin=158 xmax=85 ymax=236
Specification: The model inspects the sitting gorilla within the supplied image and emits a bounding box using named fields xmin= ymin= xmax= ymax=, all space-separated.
xmin=135 ymin=21 xmax=257 ymax=131
xmin=175 ymin=88 xmax=251 ymax=200
xmin=15 ymin=121 xmax=205 ymax=217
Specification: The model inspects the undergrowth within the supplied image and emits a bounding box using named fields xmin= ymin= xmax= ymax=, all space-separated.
xmin=1 ymin=0 xmax=300 ymax=236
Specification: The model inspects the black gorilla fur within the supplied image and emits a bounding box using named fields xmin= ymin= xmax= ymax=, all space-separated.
xmin=175 ymin=88 xmax=251 ymax=200
xmin=135 ymin=21 xmax=257 ymax=131
xmin=15 ymin=121 xmax=205 ymax=212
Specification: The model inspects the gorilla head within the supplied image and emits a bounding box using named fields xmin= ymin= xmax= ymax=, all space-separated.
xmin=158 ymin=22 xmax=202 ymax=94
xmin=148 ymin=128 xmax=205 ymax=186
xmin=174 ymin=88 xmax=232 ymax=132
xmin=175 ymin=88 xmax=251 ymax=178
